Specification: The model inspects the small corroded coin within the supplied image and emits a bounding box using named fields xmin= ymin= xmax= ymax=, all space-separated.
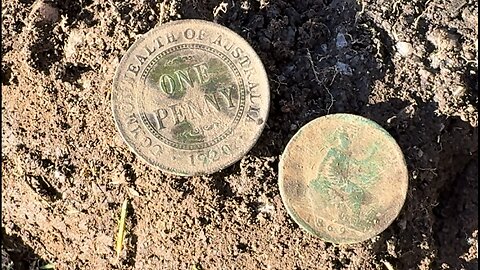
xmin=112 ymin=20 xmax=269 ymax=176
xmin=279 ymin=114 xmax=408 ymax=244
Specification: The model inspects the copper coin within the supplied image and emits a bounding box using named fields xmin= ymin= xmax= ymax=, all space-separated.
xmin=279 ymin=114 xmax=408 ymax=244
xmin=112 ymin=20 xmax=269 ymax=176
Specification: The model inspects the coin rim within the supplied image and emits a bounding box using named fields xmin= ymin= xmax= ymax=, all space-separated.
xmin=112 ymin=19 xmax=270 ymax=176
xmin=278 ymin=113 xmax=409 ymax=244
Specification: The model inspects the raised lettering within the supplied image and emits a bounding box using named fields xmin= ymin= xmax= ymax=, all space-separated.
xmin=223 ymin=38 xmax=233 ymax=51
xmin=145 ymin=44 xmax=156 ymax=56
xmin=149 ymin=144 xmax=163 ymax=155
xmin=126 ymin=114 xmax=142 ymax=139
xmin=212 ymin=34 xmax=222 ymax=46
xmin=159 ymin=74 xmax=177 ymax=95
xmin=122 ymin=75 xmax=136 ymax=88
xmin=141 ymin=137 xmax=152 ymax=147
xmin=184 ymin=28 xmax=195 ymax=39
xmin=190 ymin=144 xmax=232 ymax=166
xmin=209 ymin=149 xmax=219 ymax=161
xmin=123 ymin=101 xmax=135 ymax=114
xmin=128 ymin=64 xmax=140 ymax=76
xmin=222 ymin=144 xmax=232 ymax=155
xmin=130 ymin=125 xmax=142 ymax=139
xmin=198 ymin=29 xmax=206 ymax=40
xmin=249 ymin=92 xmax=261 ymax=103
xmin=166 ymin=32 xmax=178 ymax=43
xmin=186 ymin=100 xmax=204 ymax=119
xmin=169 ymin=104 xmax=185 ymax=124
xmin=192 ymin=63 xmax=210 ymax=84
xmin=126 ymin=113 xmax=138 ymax=125
xmin=246 ymin=106 xmax=260 ymax=122
xmin=174 ymin=69 xmax=194 ymax=90
xmin=232 ymin=46 xmax=243 ymax=58
xmin=136 ymin=54 xmax=147 ymax=65
xmin=154 ymin=109 xmax=168 ymax=129
xmin=219 ymin=87 xmax=235 ymax=108
xmin=239 ymin=56 xmax=251 ymax=68
xmin=155 ymin=37 xmax=164 ymax=48
xmin=204 ymin=93 xmax=221 ymax=111
xmin=244 ymin=66 xmax=254 ymax=81
xmin=248 ymin=81 xmax=259 ymax=90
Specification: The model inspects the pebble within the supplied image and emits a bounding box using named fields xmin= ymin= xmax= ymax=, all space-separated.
xmin=427 ymin=28 xmax=459 ymax=52
xmin=466 ymin=105 xmax=475 ymax=113
xmin=336 ymin=61 xmax=353 ymax=76
xmin=418 ymin=69 xmax=432 ymax=81
xmin=54 ymin=170 xmax=66 ymax=182
xmin=336 ymin=33 xmax=348 ymax=49
xmin=452 ymin=84 xmax=466 ymax=98
xmin=463 ymin=51 xmax=475 ymax=60
xmin=396 ymin=41 xmax=414 ymax=57
xmin=30 ymin=0 xmax=59 ymax=24
xmin=320 ymin=44 xmax=328 ymax=53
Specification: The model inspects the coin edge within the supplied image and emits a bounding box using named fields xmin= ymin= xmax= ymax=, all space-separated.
xmin=111 ymin=19 xmax=271 ymax=176
xmin=278 ymin=113 xmax=409 ymax=244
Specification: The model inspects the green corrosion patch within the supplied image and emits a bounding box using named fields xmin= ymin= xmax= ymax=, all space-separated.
xmin=171 ymin=121 xmax=205 ymax=143
xmin=147 ymin=54 xmax=191 ymax=99
xmin=310 ymin=129 xmax=381 ymax=228
xmin=147 ymin=50 xmax=237 ymax=100
xmin=201 ymin=58 xmax=235 ymax=94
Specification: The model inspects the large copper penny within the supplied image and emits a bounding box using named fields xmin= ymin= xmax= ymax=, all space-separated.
xmin=112 ymin=20 xmax=269 ymax=176
xmin=279 ymin=114 xmax=408 ymax=244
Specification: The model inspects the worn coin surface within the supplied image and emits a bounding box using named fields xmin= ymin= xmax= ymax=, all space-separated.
xmin=112 ymin=20 xmax=269 ymax=176
xmin=279 ymin=114 xmax=408 ymax=244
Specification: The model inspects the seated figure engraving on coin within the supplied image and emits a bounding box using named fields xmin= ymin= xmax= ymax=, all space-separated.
xmin=278 ymin=114 xmax=408 ymax=244
xmin=310 ymin=129 xmax=380 ymax=230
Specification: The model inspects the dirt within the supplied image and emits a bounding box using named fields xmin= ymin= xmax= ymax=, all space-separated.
xmin=1 ymin=0 xmax=477 ymax=269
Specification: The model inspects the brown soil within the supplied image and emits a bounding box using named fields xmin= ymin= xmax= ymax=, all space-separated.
xmin=1 ymin=0 xmax=477 ymax=269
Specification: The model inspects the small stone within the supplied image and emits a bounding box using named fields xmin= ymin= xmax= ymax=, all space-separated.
xmin=466 ymin=105 xmax=476 ymax=113
xmin=336 ymin=33 xmax=348 ymax=49
xmin=321 ymin=44 xmax=328 ymax=53
xmin=452 ymin=85 xmax=466 ymax=98
xmin=429 ymin=53 xmax=441 ymax=69
xmin=30 ymin=0 xmax=59 ymax=24
xmin=64 ymin=30 xmax=85 ymax=59
xmin=427 ymin=28 xmax=460 ymax=52
xmin=54 ymin=170 xmax=66 ymax=182
xmin=418 ymin=69 xmax=432 ymax=80
xmin=464 ymin=51 xmax=475 ymax=60
xmin=336 ymin=61 xmax=353 ymax=76
xmin=55 ymin=147 xmax=63 ymax=158
xmin=396 ymin=41 xmax=414 ymax=57
xmin=417 ymin=148 xmax=424 ymax=158
xmin=398 ymin=218 xmax=407 ymax=230
xmin=386 ymin=239 xmax=398 ymax=258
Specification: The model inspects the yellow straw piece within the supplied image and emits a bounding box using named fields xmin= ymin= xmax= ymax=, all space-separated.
xmin=382 ymin=260 xmax=395 ymax=270
xmin=115 ymin=198 xmax=128 ymax=258
xmin=39 ymin=263 xmax=55 ymax=269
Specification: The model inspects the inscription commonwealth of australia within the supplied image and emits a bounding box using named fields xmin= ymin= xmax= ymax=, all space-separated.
xmin=112 ymin=20 xmax=270 ymax=176
xmin=278 ymin=114 xmax=408 ymax=244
